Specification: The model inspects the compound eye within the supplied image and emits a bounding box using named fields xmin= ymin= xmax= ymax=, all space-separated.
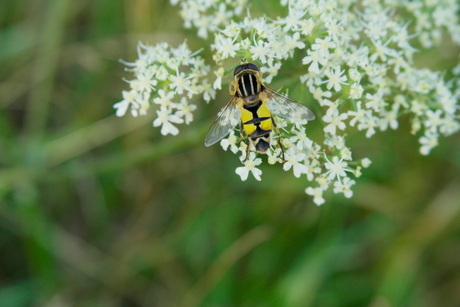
xmin=233 ymin=65 xmax=244 ymax=76
xmin=247 ymin=63 xmax=259 ymax=71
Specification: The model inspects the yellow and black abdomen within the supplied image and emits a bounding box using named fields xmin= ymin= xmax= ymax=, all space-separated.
xmin=240 ymin=99 xmax=272 ymax=153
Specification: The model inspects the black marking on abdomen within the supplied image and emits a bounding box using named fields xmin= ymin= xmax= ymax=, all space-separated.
xmin=244 ymin=117 xmax=270 ymax=125
xmin=243 ymin=101 xmax=270 ymax=125
xmin=248 ymin=127 xmax=270 ymax=138
xmin=243 ymin=100 xmax=272 ymax=133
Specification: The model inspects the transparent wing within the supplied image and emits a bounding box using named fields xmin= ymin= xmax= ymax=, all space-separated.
xmin=204 ymin=96 xmax=241 ymax=147
xmin=264 ymin=87 xmax=315 ymax=122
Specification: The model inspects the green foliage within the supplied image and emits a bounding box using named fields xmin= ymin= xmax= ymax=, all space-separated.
xmin=0 ymin=1 xmax=459 ymax=306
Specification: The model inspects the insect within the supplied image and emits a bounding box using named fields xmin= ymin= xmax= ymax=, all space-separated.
xmin=204 ymin=60 xmax=315 ymax=162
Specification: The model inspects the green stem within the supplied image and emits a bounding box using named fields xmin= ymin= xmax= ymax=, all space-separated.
xmin=13 ymin=183 xmax=58 ymax=298
xmin=25 ymin=0 xmax=71 ymax=137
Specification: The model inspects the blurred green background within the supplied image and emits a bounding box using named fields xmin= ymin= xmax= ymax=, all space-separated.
xmin=1 ymin=1 xmax=460 ymax=306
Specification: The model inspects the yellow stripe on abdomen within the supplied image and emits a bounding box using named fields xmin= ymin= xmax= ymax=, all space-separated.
xmin=257 ymin=100 xmax=272 ymax=131
xmin=241 ymin=107 xmax=257 ymax=135
xmin=239 ymin=98 xmax=272 ymax=137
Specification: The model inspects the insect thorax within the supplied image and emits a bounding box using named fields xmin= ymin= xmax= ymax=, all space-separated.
xmin=236 ymin=72 xmax=262 ymax=98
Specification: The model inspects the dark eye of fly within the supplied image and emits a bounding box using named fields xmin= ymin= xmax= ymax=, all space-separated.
xmin=233 ymin=65 xmax=244 ymax=76
xmin=247 ymin=63 xmax=259 ymax=71
xmin=234 ymin=63 xmax=260 ymax=76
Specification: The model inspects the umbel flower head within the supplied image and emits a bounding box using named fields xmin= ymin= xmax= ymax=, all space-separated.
xmin=115 ymin=41 xmax=214 ymax=135
xmin=118 ymin=0 xmax=460 ymax=205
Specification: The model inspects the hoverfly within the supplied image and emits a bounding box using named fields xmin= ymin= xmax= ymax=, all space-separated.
xmin=204 ymin=60 xmax=315 ymax=162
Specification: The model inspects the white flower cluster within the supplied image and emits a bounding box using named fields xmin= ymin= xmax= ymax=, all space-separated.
xmin=170 ymin=0 xmax=247 ymax=39
xmin=116 ymin=41 xmax=215 ymax=136
xmin=208 ymin=0 xmax=460 ymax=204
xmin=399 ymin=0 xmax=460 ymax=48
xmin=119 ymin=0 xmax=460 ymax=205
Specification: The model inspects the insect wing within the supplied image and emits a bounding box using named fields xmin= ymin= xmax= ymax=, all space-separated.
xmin=264 ymin=87 xmax=315 ymax=123
xmin=204 ymin=96 xmax=241 ymax=147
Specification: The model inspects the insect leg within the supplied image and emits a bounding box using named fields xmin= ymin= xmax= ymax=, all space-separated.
xmin=243 ymin=144 xmax=252 ymax=163
xmin=239 ymin=121 xmax=248 ymax=145
xmin=229 ymin=80 xmax=237 ymax=95
xmin=239 ymin=121 xmax=251 ymax=163
xmin=271 ymin=116 xmax=285 ymax=162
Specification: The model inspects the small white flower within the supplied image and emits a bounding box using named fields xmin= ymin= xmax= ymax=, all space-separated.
xmin=311 ymin=37 xmax=336 ymax=58
xmin=298 ymin=18 xmax=315 ymax=35
xmin=424 ymin=109 xmax=443 ymax=132
xmin=153 ymin=89 xmax=176 ymax=109
xmin=283 ymin=32 xmax=306 ymax=56
xmin=128 ymin=72 xmax=157 ymax=93
xmin=153 ymin=108 xmax=184 ymax=136
xmin=278 ymin=6 xmax=305 ymax=31
xmin=324 ymin=155 xmax=352 ymax=182
xmin=213 ymin=67 xmax=225 ymax=90
xmin=379 ymin=108 xmax=399 ymax=131
xmin=305 ymin=187 xmax=325 ymax=206
xmin=355 ymin=166 xmax=362 ymax=178
xmin=348 ymin=101 xmax=366 ymax=127
xmin=289 ymin=127 xmax=313 ymax=151
xmin=169 ymin=70 xmax=195 ymax=95
xmin=283 ymin=150 xmax=308 ymax=178
xmin=333 ymin=177 xmax=355 ymax=198
xmin=419 ymin=132 xmax=439 ymax=155
xmin=364 ymin=91 xmax=386 ymax=113
xmin=302 ymin=49 xmax=328 ymax=75
xmin=172 ymin=41 xmax=201 ymax=66
xmin=220 ymin=132 xmax=239 ymax=154
xmin=361 ymin=158 xmax=372 ymax=168
xmin=175 ymin=97 xmax=196 ymax=125
xmin=260 ymin=61 xmax=281 ymax=83
xmin=249 ymin=39 xmax=273 ymax=64
xmin=267 ymin=148 xmax=283 ymax=165
xmin=311 ymin=86 xmax=332 ymax=102
xmin=324 ymin=134 xmax=346 ymax=150
xmin=348 ymin=68 xmax=361 ymax=82
xmin=370 ymin=38 xmax=395 ymax=62
xmin=303 ymin=159 xmax=321 ymax=181
xmin=349 ymin=82 xmax=364 ymax=99
xmin=240 ymin=37 xmax=251 ymax=50
xmin=324 ymin=66 xmax=348 ymax=92
xmin=201 ymin=80 xmax=216 ymax=103
xmin=221 ymin=22 xmax=241 ymax=37
xmin=323 ymin=109 xmax=348 ymax=135
xmin=235 ymin=153 xmax=263 ymax=181
xmin=114 ymin=90 xmax=138 ymax=117
xmin=213 ymin=34 xmax=241 ymax=60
